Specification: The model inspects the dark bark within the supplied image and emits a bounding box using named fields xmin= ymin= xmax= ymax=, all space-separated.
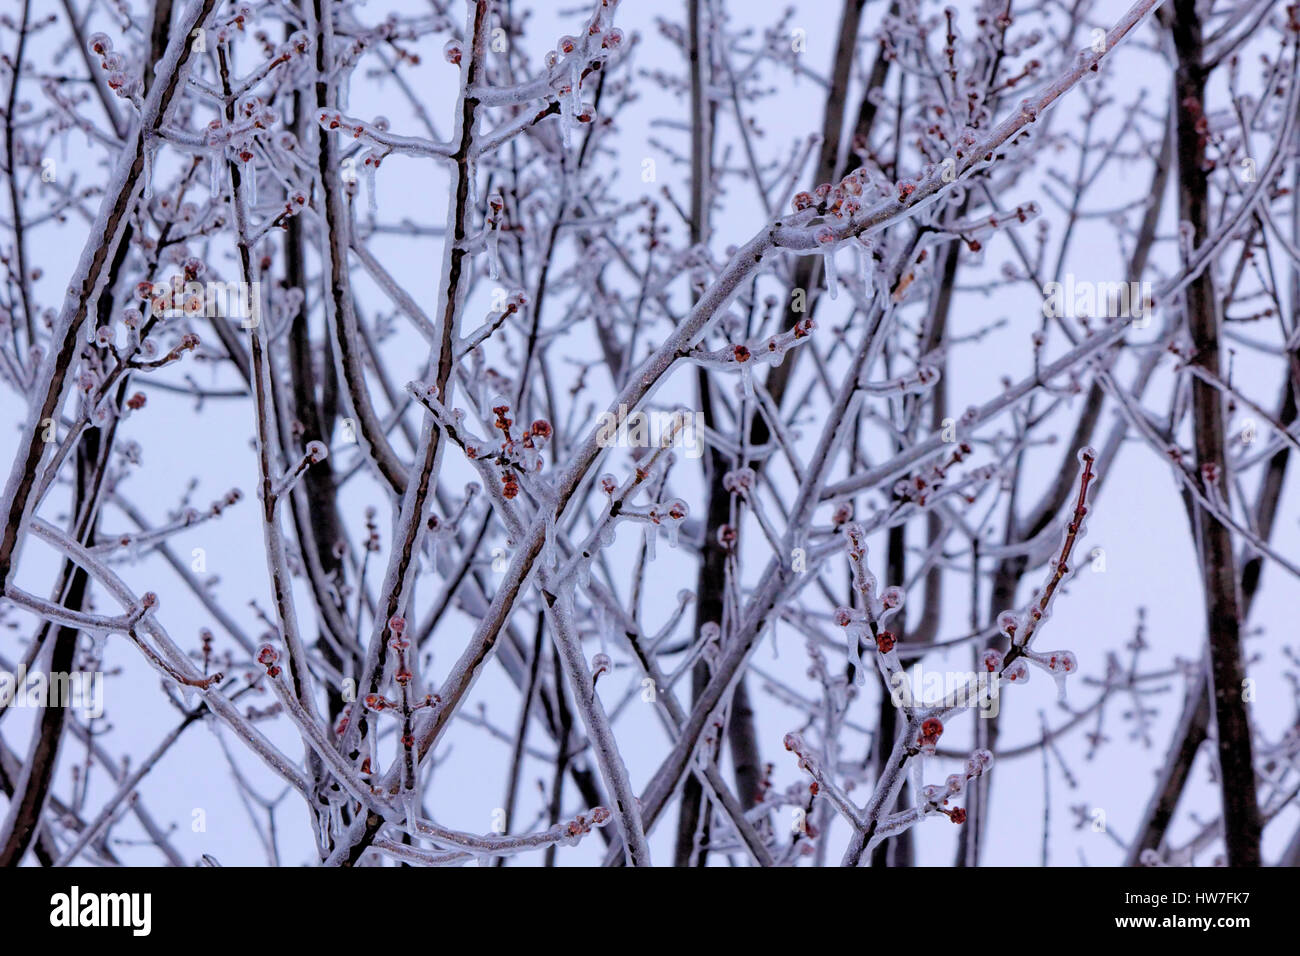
xmin=1171 ymin=0 xmax=1260 ymax=867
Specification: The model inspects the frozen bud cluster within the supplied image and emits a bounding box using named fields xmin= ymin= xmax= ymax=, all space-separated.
xmin=692 ymin=316 xmax=818 ymax=373
xmin=782 ymin=732 xmax=820 ymax=775
xmin=283 ymin=31 xmax=312 ymax=57
xmin=257 ymin=644 xmax=281 ymax=678
xmin=561 ymin=807 xmax=611 ymax=845
xmin=1003 ymin=658 xmax=1030 ymax=683
xmin=87 ymin=32 xmax=139 ymax=99
xmin=918 ymin=717 xmax=943 ymax=755
xmin=996 ymin=609 xmax=1020 ymax=639
xmin=1025 ymin=647 xmax=1080 ymax=701
xmin=722 ymin=467 xmax=755 ymax=494
xmin=833 ymin=524 xmax=906 ymax=678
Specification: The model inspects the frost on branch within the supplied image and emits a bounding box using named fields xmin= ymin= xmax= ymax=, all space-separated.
xmin=0 ymin=0 xmax=1291 ymax=873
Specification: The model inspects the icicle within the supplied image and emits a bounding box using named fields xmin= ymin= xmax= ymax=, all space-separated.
xmin=577 ymin=555 xmax=592 ymax=591
xmin=856 ymin=242 xmax=874 ymax=298
xmin=643 ymin=523 xmax=657 ymax=562
xmin=566 ymin=59 xmax=581 ymax=151
xmin=1052 ymin=671 xmax=1069 ymax=702
xmin=596 ymin=604 xmax=609 ymax=658
xmin=246 ymin=162 xmax=257 ymax=207
xmin=908 ymin=750 xmax=924 ymax=803
xmin=365 ymin=161 xmax=378 ymax=219
xmin=822 ymin=246 xmax=839 ymax=299
xmin=560 ymin=91 xmax=575 ymax=150
xmin=318 ymin=807 xmax=333 ymax=850
xmin=210 ymin=154 xmax=222 ymax=199
xmin=487 ymin=228 xmax=500 ymax=280
xmin=740 ymin=364 xmax=754 ymax=402
xmin=402 ymin=788 xmax=419 ymax=834
xmin=557 ymin=59 xmax=581 ymax=152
